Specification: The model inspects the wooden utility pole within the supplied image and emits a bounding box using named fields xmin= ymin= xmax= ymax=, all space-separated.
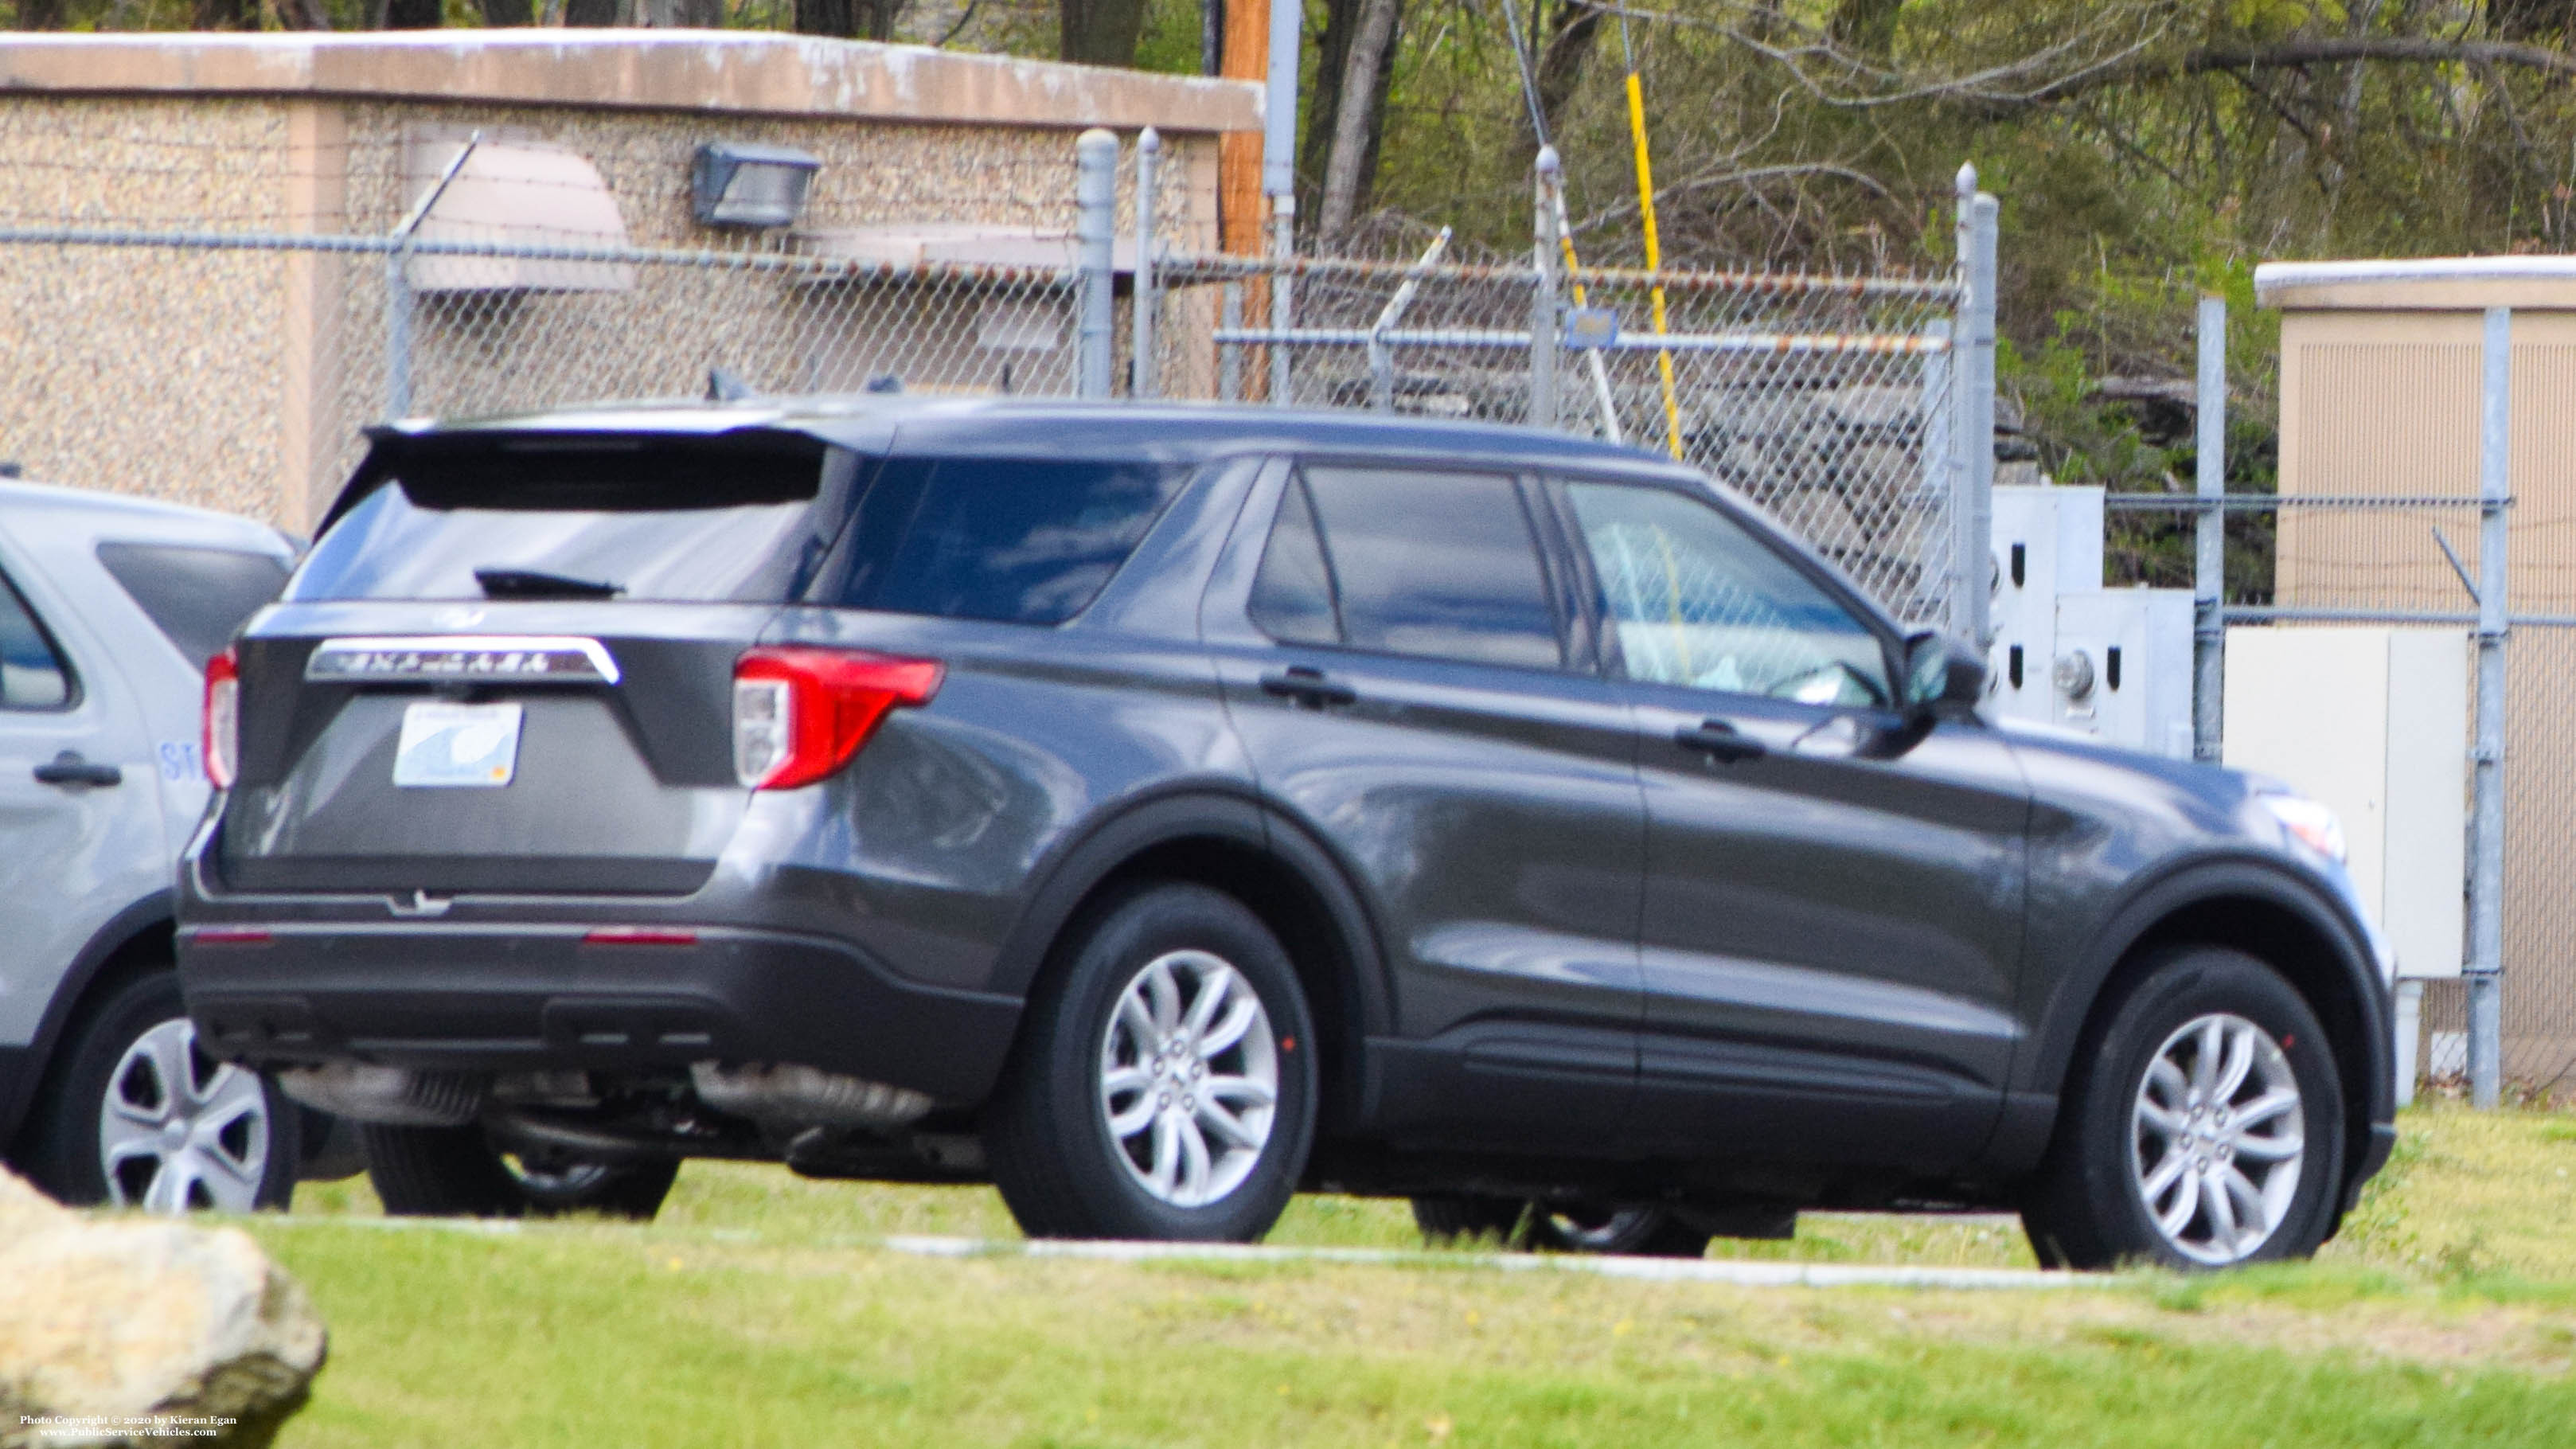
xmin=1220 ymin=0 xmax=1270 ymax=257
xmin=1220 ymin=0 xmax=1272 ymax=396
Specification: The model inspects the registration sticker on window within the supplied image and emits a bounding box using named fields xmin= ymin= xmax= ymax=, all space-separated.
xmin=392 ymin=701 xmax=524 ymax=788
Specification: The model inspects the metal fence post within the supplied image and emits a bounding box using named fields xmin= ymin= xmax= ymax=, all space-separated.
xmin=1219 ymin=283 xmax=1243 ymax=402
xmin=384 ymin=131 xmax=480 ymax=419
xmin=1075 ymin=128 xmax=1118 ymax=400
xmin=2193 ymin=295 xmax=2227 ymax=763
xmin=384 ymin=250 xmax=415 ymax=420
xmin=1530 ymin=147 xmax=1562 ymax=431
xmin=1130 ymin=127 xmax=1160 ymax=399
xmin=1270 ymin=201 xmax=1295 ymax=408
xmin=1950 ymin=166 xmax=1998 ymax=646
xmin=2469 ymin=304 xmax=2512 ymax=1108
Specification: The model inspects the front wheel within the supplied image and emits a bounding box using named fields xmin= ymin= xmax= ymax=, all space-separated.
xmin=362 ymin=1123 xmax=677 ymax=1220
xmin=22 ymin=970 xmax=297 ymax=1213
xmin=987 ymin=883 xmax=1317 ymax=1240
xmin=2022 ymin=947 xmax=2345 ymax=1271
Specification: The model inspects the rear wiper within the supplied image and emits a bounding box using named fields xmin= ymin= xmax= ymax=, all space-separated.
xmin=474 ymin=567 xmax=623 ymax=600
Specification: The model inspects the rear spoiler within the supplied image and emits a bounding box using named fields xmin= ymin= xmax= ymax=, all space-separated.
xmin=319 ymin=425 xmax=836 ymax=533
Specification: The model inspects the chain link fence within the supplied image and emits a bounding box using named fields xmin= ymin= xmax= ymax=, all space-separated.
xmin=0 ymin=120 xmax=1981 ymax=635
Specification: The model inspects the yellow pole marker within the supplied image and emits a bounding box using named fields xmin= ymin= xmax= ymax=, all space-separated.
xmin=1625 ymin=69 xmax=1684 ymax=460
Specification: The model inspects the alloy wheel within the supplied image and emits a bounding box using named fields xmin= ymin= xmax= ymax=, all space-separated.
xmin=1098 ymin=949 xmax=1278 ymax=1209
xmin=2129 ymin=1012 xmax=2306 ymax=1265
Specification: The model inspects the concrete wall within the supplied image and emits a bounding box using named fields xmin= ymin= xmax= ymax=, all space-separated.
xmin=0 ymin=34 xmax=1249 ymax=529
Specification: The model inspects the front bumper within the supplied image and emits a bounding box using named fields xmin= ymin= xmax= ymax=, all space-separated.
xmin=179 ymin=922 xmax=1021 ymax=1106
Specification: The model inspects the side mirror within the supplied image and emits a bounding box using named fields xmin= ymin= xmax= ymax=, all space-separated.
xmin=1903 ymin=631 xmax=1987 ymax=717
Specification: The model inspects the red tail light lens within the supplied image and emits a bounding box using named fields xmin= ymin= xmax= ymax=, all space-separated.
xmin=204 ymin=648 xmax=240 ymax=790
xmin=732 ymin=646 xmax=943 ymax=790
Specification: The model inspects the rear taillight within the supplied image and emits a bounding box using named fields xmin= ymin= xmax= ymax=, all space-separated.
xmin=204 ymin=648 xmax=240 ymax=790
xmin=732 ymin=646 xmax=943 ymax=790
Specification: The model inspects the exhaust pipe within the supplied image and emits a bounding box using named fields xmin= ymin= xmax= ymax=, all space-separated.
xmin=276 ymin=1064 xmax=484 ymax=1127
xmin=689 ymin=1061 xmax=931 ymax=1128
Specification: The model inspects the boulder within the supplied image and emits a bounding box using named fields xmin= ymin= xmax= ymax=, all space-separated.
xmin=0 ymin=1170 xmax=324 ymax=1449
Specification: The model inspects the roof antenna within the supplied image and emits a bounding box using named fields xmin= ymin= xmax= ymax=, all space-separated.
xmin=705 ymin=368 xmax=757 ymax=403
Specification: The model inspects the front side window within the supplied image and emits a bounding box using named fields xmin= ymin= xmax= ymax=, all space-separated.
xmin=0 ymin=569 xmax=71 ymax=709
xmin=1565 ymin=480 xmax=1891 ymax=707
xmin=1282 ymin=466 xmax=1563 ymax=670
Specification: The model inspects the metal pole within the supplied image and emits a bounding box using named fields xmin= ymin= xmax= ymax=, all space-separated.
xmin=2469 ymin=304 xmax=2512 ymax=1108
xmin=1950 ymin=165 xmax=1998 ymax=646
xmin=1075 ymin=128 xmax=1118 ymax=400
xmin=2193 ymin=295 xmax=2227 ymax=763
xmin=1270 ymin=205 xmax=1294 ymax=408
xmin=1219 ymin=282 xmax=1243 ymax=402
xmin=384 ymin=131 xmax=481 ymax=419
xmin=1131 ymin=127 xmax=1161 ymax=399
xmin=1262 ymin=0 xmax=1300 ymax=410
xmin=1530 ymin=147 xmax=1562 ymax=430
xmin=1368 ymin=228 xmax=1450 ymax=413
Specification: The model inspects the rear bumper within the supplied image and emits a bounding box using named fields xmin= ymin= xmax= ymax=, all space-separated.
xmin=178 ymin=922 xmax=1021 ymax=1106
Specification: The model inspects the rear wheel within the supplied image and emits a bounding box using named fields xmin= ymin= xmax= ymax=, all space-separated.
xmin=987 ymin=883 xmax=1317 ymax=1240
xmin=23 ymin=970 xmax=297 ymax=1213
xmin=362 ymin=1123 xmax=677 ymax=1220
xmin=2023 ymin=947 xmax=2344 ymax=1271
xmin=1411 ymin=1194 xmax=1710 ymax=1257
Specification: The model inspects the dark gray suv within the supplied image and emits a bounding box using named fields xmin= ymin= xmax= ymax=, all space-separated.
xmin=178 ymin=398 xmax=2395 ymax=1268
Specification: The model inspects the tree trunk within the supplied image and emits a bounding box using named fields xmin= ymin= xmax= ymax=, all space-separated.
xmin=482 ymin=0 xmax=536 ymax=23
xmin=14 ymin=0 xmax=64 ymax=26
xmin=1532 ymin=0 xmax=1603 ymax=135
xmin=385 ymin=0 xmax=445 ymax=26
xmin=1060 ymin=0 xmax=1148 ymax=65
xmin=1299 ymin=0 xmax=1365 ymax=219
xmin=1316 ymin=0 xmax=1402 ymax=243
xmin=565 ymin=0 xmax=624 ymax=25
xmin=1827 ymin=0 xmax=1904 ymax=60
xmin=193 ymin=0 xmax=256 ymax=27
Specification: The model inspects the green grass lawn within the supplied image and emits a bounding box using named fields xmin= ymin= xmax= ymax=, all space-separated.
xmin=244 ymin=1102 xmax=2576 ymax=1447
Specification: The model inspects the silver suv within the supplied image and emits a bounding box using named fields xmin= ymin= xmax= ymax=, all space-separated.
xmin=0 ymin=479 xmax=301 ymax=1212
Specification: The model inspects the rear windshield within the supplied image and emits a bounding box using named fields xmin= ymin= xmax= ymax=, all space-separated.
xmin=96 ymin=543 xmax=290 ymax=668
xmin=287 ymin=433 xmax=836 ymax=605
xmin=811 ymin=456 xmax=1191 ymax=625
xmin=287 ymin=435 xmax=1188 ymax=620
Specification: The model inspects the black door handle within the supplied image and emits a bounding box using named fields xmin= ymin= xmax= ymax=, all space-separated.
xmin=33 ymin=750 xmax=121 ymax=787
xmin=1674 ymin=719 xmax=1766 ymax=764
xmin=1260 ymin=666 xmax=1357 ymax=709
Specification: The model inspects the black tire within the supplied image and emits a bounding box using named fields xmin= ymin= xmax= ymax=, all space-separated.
xmin=987 ymin=882 xmax=1317 ymax=1240
xmin=363 ymin=1123 xmax=677 ymax=1220
xmin=2022 ymin=946 xmax=2346 ymax=1271
xmin=21 ymin=970 xmax=296 ymax=1212
xmin=1412 ymin=1194 xmax=1711 ymax=1257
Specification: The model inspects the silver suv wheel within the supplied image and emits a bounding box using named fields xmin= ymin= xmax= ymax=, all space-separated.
xmin=97 ymin=1017 xmax=275 ymax=1214
xmin=1098 ymin=948 xmax=1278 ymax=1209
xmin=2130 ymin=1012 xmax=2306 ymax=1266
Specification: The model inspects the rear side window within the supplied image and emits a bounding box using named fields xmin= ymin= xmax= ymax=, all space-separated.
xmin=821 ymin=456 xmax=1189 ymax=625
xmin=0 ymin=568 xmax=70 ymax=709
xmin=96 ymin=543 xmax=289 ymax=669
xmin=287 ymin=432 xmax=836 ymax=604
xmin=1282 ymin=466 xmax=1563 ymax=670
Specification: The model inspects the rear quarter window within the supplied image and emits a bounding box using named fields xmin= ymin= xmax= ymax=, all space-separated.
xmin=96 ymin=542 xmax=290 ymax=669
xmin=817 ymin=456 xmax=1190 ymax=625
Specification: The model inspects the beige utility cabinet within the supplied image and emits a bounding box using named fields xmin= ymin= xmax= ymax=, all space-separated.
xmin=2255 ymin=257 xmax=2576 ymax=1079
xmin=2221 ymin=627 xmax=2465 ymax=982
